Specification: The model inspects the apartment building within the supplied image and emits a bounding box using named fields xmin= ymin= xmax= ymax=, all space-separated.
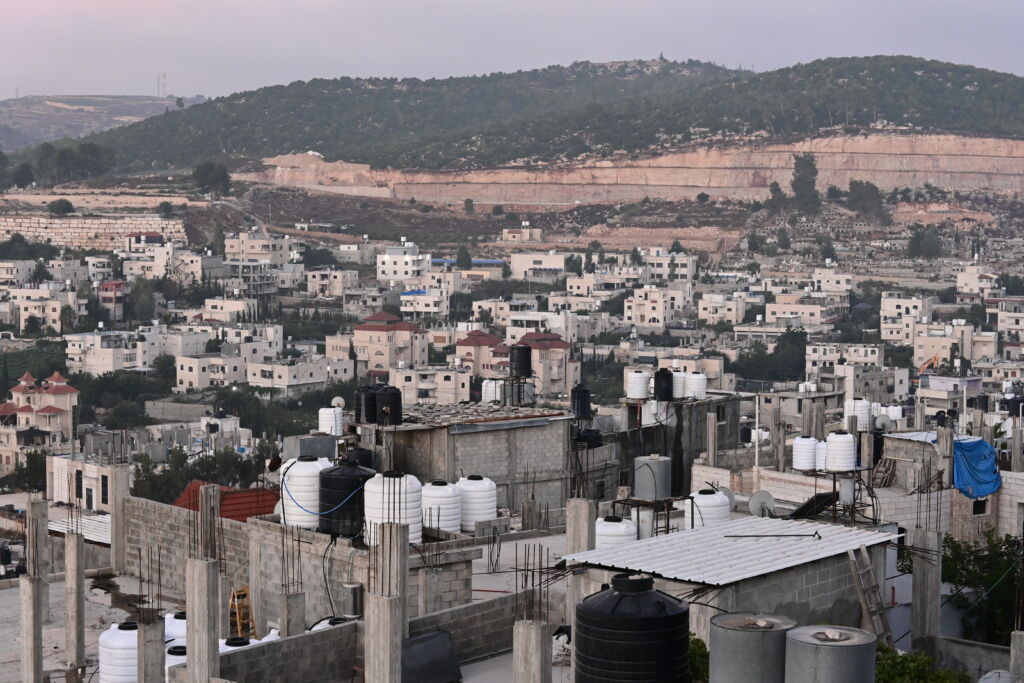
xmin=624 ymin=285 xmax=675 ymax=334
xmin=507 ymin=310 xmax=578 ymax=344
xmin=352 ymin=312 xmax=429 ymax=373
xmin=400 ymin=288 xmax=450 ymax=319
xmin=698 ymin=293 xmax=746 ymax=325
xmin=913 ymin=320 xmax=998 ymax=367
xmin=644 ymin=247 xmax=698 ymax=283
xmin=306 ymin=268 xmax=359 ymax=298
xmin=85 ymin=256 xmax=113 ymax=282
xmin=376 ymin=241 xmax=432 ymax=283
xmin=0 ymin=260 xmax=37 ymax=286
xmin=473 ymin=298 xmax=539 ymax=327
xmin=880 ymin=291 xmax=936 ymax=320
xmin=46 ymin=258 xmax=89 ymax=285
xmin=97 ymin=280 xmax=127 ymax=322
xmin=918 ymin=373 xmax=983 ymax=417
xmin=65 ymin=331 xmax=139 ymax=374
xmin=337 ymin=287 xmax=400 ymax=318
xmin=175 ymin=352 xmax=246 ymax=392
xmin=811 ymin=267 xmax=854 ymax=294
xmin=0 ymin=372 xmax=79 ymax=474
xmin=490 ymin=331 xmax=579 ymax=398
xmin=804 ymin=343 xmax=885 ymax=376
xmin=956 ymin=264 xmax=1000 ymax=304
xmin=765 ymin=292 xmax=844 ymax=326
xmin=509 ymin=251 xmax=568 ymax=281
xmin=453 ymin=330 xmax=504 ymax=375
xmin=203 ymin=297 xmax=257 ymax=323
xmin=222 ymin=260 xmax=277 ymax=299
xmin=394 ymin=366 xmax=472 ymax=405
xmin=247 ymin=356 xmax=333 ymax=398
xmin=10 ymin=285 xmax=87 ymax=333
xmin=225 ymin=226 xmax=289 ymax=266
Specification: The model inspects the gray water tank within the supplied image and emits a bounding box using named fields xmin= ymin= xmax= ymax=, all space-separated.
xmin=784 ymin=625 xmax=876 ymax=683
xmin=710 ymin=612 xmax=795 ymax=683
xmin=633 ymin=455 xmax=671 ymax=500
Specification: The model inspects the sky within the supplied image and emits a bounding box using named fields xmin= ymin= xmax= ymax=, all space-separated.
xmin=4 ymin=0 xmax=1024 ymax=99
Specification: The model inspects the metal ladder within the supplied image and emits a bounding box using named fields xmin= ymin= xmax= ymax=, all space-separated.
xmin=847 ymin=544 xmax=894 ymax=647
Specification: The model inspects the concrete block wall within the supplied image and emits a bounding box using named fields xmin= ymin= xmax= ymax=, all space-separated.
xmin=995 ymin=470 xmax=1024 ymax=537
xmin=123 ymin=496 xmax=249 ymax=595
xmin=875 ymin=489 xmax=951 ymax=545
xmin=408 ymin=591 xmax=522 ymax=663
xmin=0 ymin=214 xmax=186 ymax=249
xmin=246 ymin=516 xmax=479 ymax=635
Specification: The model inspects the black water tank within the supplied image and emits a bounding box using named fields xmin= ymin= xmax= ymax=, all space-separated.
xmin=345 ymin=447 xmax=375 ymax=470
xmin=571 ymin=384 xmax=593 ymax=420
xmin=575 ymin=573 xmax=689 ymax=683
xmin=509 ymin=344 xmax=532 ymax=378
xmin=0 ymin=545 xmax=10 ymax=565
xmin=935 ymin=411 xmax=947 ymax=428
xmin=739 ymin=425 xmax=752 ymax=443
xmin=1008 ymin=397 xmax=1023 ymax=417
xmin=318 ymin=459 xmax=375 ymax=537
xmin=976 ymin=394 xmax=990 ymax=412
xmin=578 ymin=429 xmax=603 ymax=449
xmin=354 ymin=385 xmax=379 ymax=423
xmin=653 ymin=369 xmax=674 ymax=402
xmin=376 ymin=386 xmax=403 ymax=426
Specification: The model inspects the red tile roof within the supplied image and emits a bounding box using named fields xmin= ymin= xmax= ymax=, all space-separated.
xmin=36 ymin=405 xmax=65 ymax=414
xmin=16 ymin=404 xmax=34 ymax=413
xmin=172 ymin=479 xmax=280 ymax=523
xmin=18 ymin=372 xmax=34 ymax=383
xmin=46 ymin=371 xmax=70 ymax=383
xmin=518 ymin=332 xmax=570 ymax=350
xmin=455 ymin=330 xmax=502 ymax=347
xmin=0 ymin=403 xmax=17 ymax=416
xmin=356 ymin=321 xmax=425 ymax=333
xmin=364 ymin=312 xmax=401 ymax=322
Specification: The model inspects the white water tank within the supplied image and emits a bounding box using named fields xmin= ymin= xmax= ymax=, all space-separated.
xmin=686 ymin=373 xmax=708 ymax=399
xmin=625 ymin=370 xmax=650 ymax=399
xmin=219 ymin=637 xmax=254 ymax=653
xmin=455 ymin=475 xmax=498 ymax=532
xmin=691 ymin=489 xmax=731 ymax=527
xmin=281 ymin=455 xmax=329 ymax=529
xmin=853 ymin=399 xmax=871 ymax=431
xmin=595 ymin=515 xmax=638 ymax=548
xmin=870 ymin=402 xmax=882 ymax=418
xmin=825 ymin=431 xmax=857 ymax=472
xmin=886 ymin=405 xmax=903 ymax=420
xmin=792 ymin=437 xmax=818 ymax=471
xmin=318 ymin=407 xmax=344 ymax=436
xmin=165 ymin=645 xmax=187 ymax=677
xmin=633 ymin=454 xmax=672 ymax=500
xmin=164 ymin=611 xmax=186 ymax=647
xmin=481 ymin=379 xmax=503 ymax=403
xmin=364 ymin=472 xmax=423 ymax=545
xmin=815 ymin=441 xmax=828 ymax=471
xmin=843 ymin=399 xmax=856 ymax=424
xmin=672 ymin=371 xmax=687 ymax=399
xmin=98 ymin=622 xmax=138 ymax=683
xmin=806 ymin=382 xmax=817 ymax=393
xmin=421 ymin=480 xmax=462 ymax=534
xmin=310 ymin=616 xmax=350 ymax=632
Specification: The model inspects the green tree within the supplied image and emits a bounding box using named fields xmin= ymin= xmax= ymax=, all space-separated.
xmin=210 ymin=222 xmax=226 ymax=255
xmin=765 ymin=181 xmax=786 ymax=213
xmin=192 ymin=161 xmax=231 ymax=194
xmin=564 ymin=254 xmax=583 ymax=276
xmin=47 ymin=198 xmax=74 ymax=216
xmin=696 ymin=192 xmax=709 ymax=204
xmin=820 ymin=238 xmax=837 ymax=261
xmin=848 ymin=180 xmax=887 ymax=221
xmin=501 ymin=262 xmax=512 ymax=278
xmin=943 ymin=530 xmax=1020 ymax=645
xmin=151 ymin=353 xmax=177 ymax=390
xmin=302 ymin=247 xmax=339 ymax=268
xmin=12 ymin=162 xmax=33 ymax=188
xmin=776 ymin=227 xmax=791 ymax=250
xmin=630 ymin=247 xmax=643 ymax=265
xmin=157 ymin=201 xmax=175 ymax=218
xmin=0 ymin=151 xmax=10 ymax=190
xmin=30 ymin=261 xmax=52 ymax=283
xmin=23 ymin=316 xmax=42 ymax=336
xmin=907 ymin=224 xmax=942 ymax=259
xmin=125 ymin=278 xmax=157 ymax=321
xmin=747 ymin=232 xmax=764 ymax=253
xmin=462 ymin=198 xmax=475 ymax=214
xmin=59 ymin=305 xmax=76 ymax=331
xmin=875 ymin=645 xmax=967 ymax=683
xmin=456 ymin=245 xmax=473 ymax=269
xmin=491 ymin=204 xmax=504 ymax=215
xmin=790 ymin=153 xmax=821 ymax=214
xmin=669 ymin=239 xmax=684 ymax=253
xmin=826 ymin=184 xmax=844 ymax=200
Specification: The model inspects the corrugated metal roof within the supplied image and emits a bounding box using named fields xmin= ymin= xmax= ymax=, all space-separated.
xmin=48 ymin=515 xmax=111 ymax=546
xmin=564 ymin=517 xmax=897 ymax=586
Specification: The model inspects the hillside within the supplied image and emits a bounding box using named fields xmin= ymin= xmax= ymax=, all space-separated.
xmin=370 ymin=56 xmax=1024 ymax=169
xmin=47 ymin=60 xmax=740 ymax=172
xmin=0 ymin=95 xmax=205 ymax=152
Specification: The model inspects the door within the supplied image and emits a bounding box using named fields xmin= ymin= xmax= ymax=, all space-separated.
xmin=85 ymin=488 xmax=93 ymax=511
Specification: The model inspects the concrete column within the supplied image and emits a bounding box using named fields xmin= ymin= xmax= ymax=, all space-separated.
xmin=65 ymin=532 xmax=85 ymax=669
xmin=417 ymin=567 xmax=442 ymax=617
xmin=218 ymin=575 xmax=232 ymax=639
xmin=513 ymin=620 xmax=552 ymax=683
xmin=706 ymin=412 xmax=718 ymax=467
xmin=859 ymin=431 xmax=874 ymax=468
xmin=26 ymin=498 xmax=50 ymax=622
xmin=800 ymin=404 xmax=813 ymax=438
xmin=1013 ymin=417 xmax=1023 ymax=473
xmin=1011 ymin=631 xmax=1024 ymax=677
xmin=186 ymin=558 xmax=219 ymax=682
xmin=199 ymin=484 xmax=220 ymax=560
xmin=364 ymin=592 xmax=403 ymax=683
xmin=380 ymin=523 xmax=409 ymax=636
xmin=811 ymin=402 xmax=825 ymax=442
xmin=20 ymin=574 xmax=43 ymax=683
xmin=911 ymin=529 xmax=942 ymax=658
xmin=936 ymin=427 xmax=954 ymax=487
xmin=277 ymin=591 xmax=306 ymax=637
xmin=521 ymin=499 xmax=539 ymax=531
xmin=110 ymin=463 xmax=131 ymax=573
xmin=565 ymin=499 xmax=596 ymax=555
xmin=846 ymin=415 xmax=858 ymax=435
xmin=138 ymin=618 xmax=166 ymax=683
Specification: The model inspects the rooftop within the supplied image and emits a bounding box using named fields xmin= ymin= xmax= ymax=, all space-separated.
xmin=565 ymin=517 xmax=897 ymax=586
xmin=401 ymin=403 xmax=569 ymax=428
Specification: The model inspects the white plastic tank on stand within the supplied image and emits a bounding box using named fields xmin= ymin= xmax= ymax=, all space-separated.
xmin=825 ymin=432 xmax=857 ymax=472
xmin=853 ymin=399 xmax=871 ymax=431
xmin=685 ymin=373 xmax=708 ymax=399
xmin=164 ymin=611 xmax=186 ymax=647
xmin=690 ymin=489 xmax=731 ymax=527
xmin=421 ymin=480 xmax=462 ymax=534
xmin=455 ymin=475 xmax=498 ymax=533
xmin=792 ymin=437 xmax=818 ymax=471
xmin=886 ymin=405 xmax=903 ymax=421
xmin=672 ymin=370 xmax=687 ymax=399
xmin=633 ymin=454 xmax=672 ymax=500
xmin=219 ymin=637 xmax=253 ymax=653
xmin=595 ymin=516 xmax=638 ymax=548
xmin=626 ymin=370 xmax=651 ymax=399
xmin=318 ymin=406 xmax=345 ymax=436
xmin=281 ymin=455 xmax=330 ymax=529
xmin=164 ymin=645 xmax=187 ymax=677
xmin=843 ymin=399 xmax=856 ymax=425
xmin=98 ymin=622 xmax=138 ymax=683
xmin=815 ymin=441 xmax=828 ymax=471
xmin=364 ymin=471 xmax=423 ymax=544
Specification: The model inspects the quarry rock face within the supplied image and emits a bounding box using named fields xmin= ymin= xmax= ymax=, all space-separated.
xmin=243 ymin=134 xmax=1024 ymax=206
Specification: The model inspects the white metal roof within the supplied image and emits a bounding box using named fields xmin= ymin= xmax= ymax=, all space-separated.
xmin=48 ymin=514 xmax=111 ymax=546
xmin=564 ymin=517 xmax=896 ymax=586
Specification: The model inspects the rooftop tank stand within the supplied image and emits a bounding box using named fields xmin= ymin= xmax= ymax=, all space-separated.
xmin=825 ymin=467 xmax=875 ymax=525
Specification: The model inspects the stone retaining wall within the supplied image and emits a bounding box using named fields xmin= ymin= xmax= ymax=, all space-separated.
xmin=0 ymin=214 xmax=185 ymax=249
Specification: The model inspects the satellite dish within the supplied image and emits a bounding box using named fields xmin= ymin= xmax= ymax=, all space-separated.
xmin=874 ymin=415 xmax=893 ymax=432
xmin=717 ymin=486 xmax=735 ymax=510
xmin=331 ymin=396 xmax=346 ymax=408
xmin=749 ymin=490 xmax=777 ymax=518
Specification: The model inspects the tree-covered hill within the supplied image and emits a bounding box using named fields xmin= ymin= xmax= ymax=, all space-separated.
xmin=19 ymin=55 xmax=1024 ymax=176
xmin=53 ymin=59 xmax=739 ymax=172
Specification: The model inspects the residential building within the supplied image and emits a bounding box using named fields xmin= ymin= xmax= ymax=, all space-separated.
xmin=0 ymin=372 xmax=79 ymax=474
xmin=473 ymin=298 xmax=538 ymax=327
xmin=507 ymin=310 xmax=578 ymax=344
xmin=97 ymin=280 xmax=128 ymax=322
xmin=394 ymin=366 xmax=472 ymax=405
xmin=804 ymin=343 xmax=885 ymax=376
xmin=247 ymin=355 xmax=332 ymax=398
xmin=880 ymin=291 xmax=936 ymax=320
xmin=222 ymin=260 xmax=277 ymax=299
xmin=624 ymin=285 xmax=674 ymax=334
xmin=11 ymin=285 xmax=87 ymax=333
xmin=203 ymin=297 xmax=257 ymax=323
xmin=453 ymin=330 xmax=504 ymax=375
xmin=499 ymin=331 xmax=579 ymax=398
xmin=698 ymin=293 xmax=746 ymax=326
xmin=352 ymin=312 xmax=429 ymax=374
xmin=306 ymin=268 xmax=359 ymax=298
xmin=400 ymin=288 xmax=450 ymax=319
xmin=501 ymin=226 xmax=544 ymax=242
xmin=85 ymin=256 xmax=113 ymax=282
xmin=912 ymin=320 xmax=997 ymax=367
xmin=0 ymin=260 xmax=36 ymax=286
xmin=376 ymin=241 xmax=432 ymax=283
xmin=644 ymin=247 xmax=698 ymax=283
xmin=811 ymin=267 xmax=854 ymax=294
xmin=509 ymin=251 xmax=567 ymax=281
xmin=956 ymin=264 xmax=1000 ymax=304
xmin=65 ymin=331 xmax=139 ymax=374
xmin=225 ymin=226 xmax=289 ymax=266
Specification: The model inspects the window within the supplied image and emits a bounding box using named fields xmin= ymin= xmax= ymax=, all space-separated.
xmin=101 ymin=475 xmax=108 ymax=505
xmin=973 ymin=498 xmax=989 ymax=516
xmin=75 ymin=470 xmax=83 ymax=499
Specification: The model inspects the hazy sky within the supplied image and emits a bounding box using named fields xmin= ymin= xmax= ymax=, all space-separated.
xmin=5 ymin=0 xmax=1023 ymax=98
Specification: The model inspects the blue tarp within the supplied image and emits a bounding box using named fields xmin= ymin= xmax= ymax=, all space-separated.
xmin=953 ymin=436 xmax=1002 ymax=499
